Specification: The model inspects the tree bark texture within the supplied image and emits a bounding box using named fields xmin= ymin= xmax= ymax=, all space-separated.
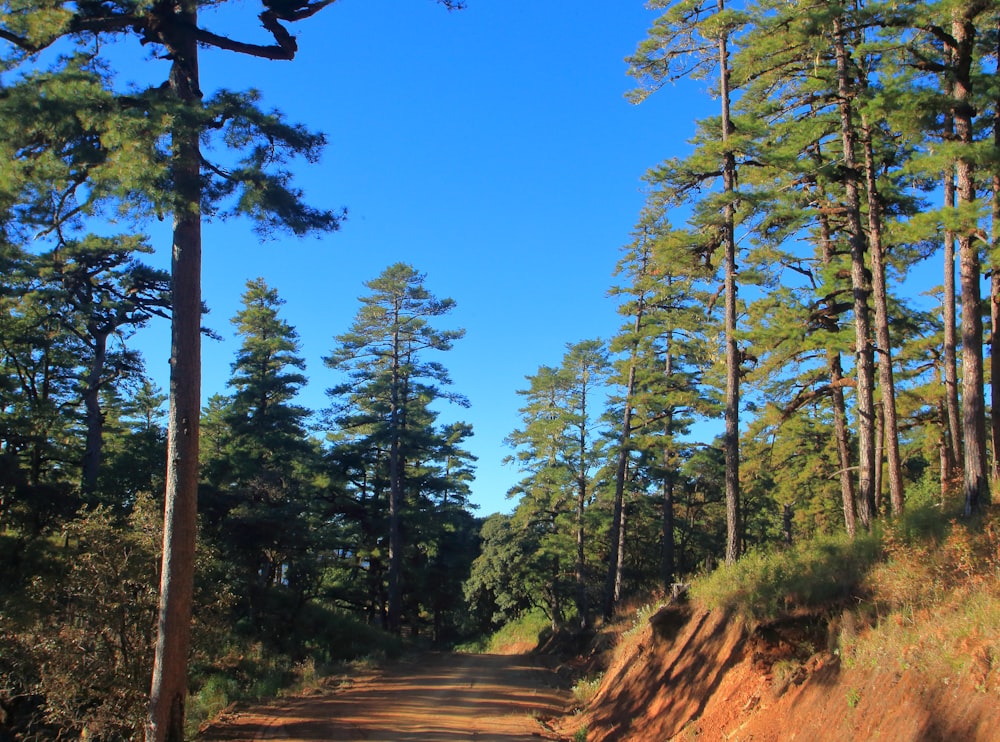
xmin=147 ymin=7 xmax=202 ymax=740
xmin=81 ymin=330 xmax=109 ymax=496
xmin=719 ymin=0 xmax=741 ymax=565
xmin=834 ymin=16 xmax=877 ymax=528
xmin=819 ymin=211 xmax=858 ymax=537
xmin=861 ymin=114 xmax=904 ymax=516
xmin=950 ymin=13 xmax=989 ymax=515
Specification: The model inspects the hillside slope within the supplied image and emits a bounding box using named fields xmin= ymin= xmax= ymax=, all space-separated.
xmin=563 ymin=603 xmax=1000 ymax=741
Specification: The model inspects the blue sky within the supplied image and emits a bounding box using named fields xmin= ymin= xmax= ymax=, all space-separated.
xmin=126 ymin=0 xmax=720 ymax=516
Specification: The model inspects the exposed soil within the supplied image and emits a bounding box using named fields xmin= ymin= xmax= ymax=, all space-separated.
xmin=199 ymin=605 xmax=1000 ymax=741
xmin=561 ymin=603 xmax=1000 ymax=742
xmin=197 ymin=652 xmax=572 ymax=741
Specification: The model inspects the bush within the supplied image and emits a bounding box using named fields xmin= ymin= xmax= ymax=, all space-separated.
xmin=691 ymin=531 xmax=881 ymax=624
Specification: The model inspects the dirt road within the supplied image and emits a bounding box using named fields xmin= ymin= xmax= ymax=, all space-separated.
xmin=197 ymin=652 xmax=573 ymax=741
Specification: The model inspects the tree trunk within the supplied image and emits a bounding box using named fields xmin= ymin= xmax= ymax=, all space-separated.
xmin=991 ymin=29 xmax=1000 ymax=486
xmin=861 ymin=114 xmax=904 ymax=516
xmin=604 ymin=344 xmax=638 ymax=618
xmin=950 ymin=14 xmax=989 ymax=515
xmin=939 ymin=396 xmax=950 ymax=505
xmin=834 ymin=16 xmax=876 ymax=528
xmin=874 ymin=404 xmax=884 ymax=516
xmin=818 ymin=210 xmax=857 ymax=536
xmin=387 ymin=324 xmax=403 ymax=634
xmin=147 ymin=8 xmax=202 ymax=741
xmin=662 ymin=328 xmax=679 ymax=586
xmin=81 ymin=330 xmax=109 ymax=496
xmin=943 ymin=166 xmax=963 ymax=483
xmin=830 ymin=351 xmax=857 ymax=537
xmin=575 ymin=366 xmax=591 ymax=630
xmin=614 ymin=492 xmax=626 ymax=604
xmin=575 ymin=471 xmax=588 ymax=630
xmin=661 ymin=457 xmax=676 ymax=589
xmin=719 ymin=0 xmax=741 ymax=565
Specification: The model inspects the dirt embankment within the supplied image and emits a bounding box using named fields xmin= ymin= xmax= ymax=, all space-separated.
xmin=198 ymin=605 xmax=1000 ymax=741
xmin=198 ymin=652 xmax=571 ymax=741
xmin=564 ymin=604 xmax=1000 ymax=741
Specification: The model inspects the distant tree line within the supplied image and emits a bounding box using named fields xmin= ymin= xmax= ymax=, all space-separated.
xmin=4 ymin=0 xmax=1000 ymax=737
xmin=468 ymin=0 xmax=1000 ymax=631
xmin=0 ymin=258 xmax=478 ymax=737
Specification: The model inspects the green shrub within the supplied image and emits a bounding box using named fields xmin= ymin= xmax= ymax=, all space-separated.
xmin=691 ymin=531 xmax=881 ymax=624
xmin=572 ymin=675 xmax=603 ymax=706
xmin=481 ymin=608 xmax=551 ymax=653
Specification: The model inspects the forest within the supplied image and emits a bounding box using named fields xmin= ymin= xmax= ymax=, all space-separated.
xmin=2 ymin=0 xmax=1000 ymax=740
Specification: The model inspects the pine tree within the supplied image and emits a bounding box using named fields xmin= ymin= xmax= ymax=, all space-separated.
xmin=202 ymin=278 xmax=316 ymax=626
xmin=628 ymin=0 xmax=750 ymax=564
xmin=37 ymin=236 xmax=171 ymax=497
xmin=324 ymin=263 xmax=466 ymax=634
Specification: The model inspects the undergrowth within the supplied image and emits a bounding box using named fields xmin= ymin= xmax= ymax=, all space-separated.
xmin=690 ymin=530 xmax=881 ymax=624
xmin=458 ymin=608 xmax=553 ymax=654
xmin=187 ymin=615 xmax=402 ymax=736
xmin=680 ymin=501 xmax=1000 ymax=691
xmin=840 ymin=510 xmax=1000 ymax=687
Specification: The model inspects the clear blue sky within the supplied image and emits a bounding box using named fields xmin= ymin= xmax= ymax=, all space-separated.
xmin=131 ymin=1 xmax=719 ymax=516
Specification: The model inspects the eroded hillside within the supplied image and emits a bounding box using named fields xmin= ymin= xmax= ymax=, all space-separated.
xmin=561 ymin=603 xmax=1000 ymax=741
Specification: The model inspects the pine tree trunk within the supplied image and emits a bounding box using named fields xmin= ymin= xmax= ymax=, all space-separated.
xmin=662 ymin=334 xmax=677 ymax=587
xmin=834 ymin=16 xmax=877 ymax=528
xmin=387 ymin=325 xmax=403 ymax=634
xmin=991 ymin=32 xmax=1000 ymax=486
xmin=943 ymin=165 xmax=963 ymax=483
xmin=661 ymin=458 xmax=676 ymax=589
xmin=147 ymin=7 xmax=202 ymax=740
xmin=992 ymin=207 xmax=1000 ymax=486
xmin=719 ymin=0 xmax=741 ymax=565
xmin=603 ymin=348 xmax=638 ymax=619
xmin=614 ymin=498 xmax=626 ymax=601
xmin=81 ymin=330 xmax=109 ymax=496
xmin=819 ymin=211 xmax=857 ymax=537
xmin=874 ymin=405 xmax=885 ymax=515
xmin=603 ymin=400 xmax=630 ymax=618
xmin=950 ymin=14 xmax=989 ymax=515
xmin=861 ymin=114 xmax=904 ymax=516
xmin=575 ymin=473 xmax=588 ymax=631
xmin=830 ymin=352 xmax=857 ymax=537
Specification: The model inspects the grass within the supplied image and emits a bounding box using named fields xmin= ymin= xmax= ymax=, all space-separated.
xmin=622 ymin=601 xmax=664 ymax=639
xmin=839 ymin=511 xmax=1000 ymax=686
xmin=684 ymin=500 xmax=1000 ymax=694
xmin=464 ymin=608 xmax=553 ymax=654
xmin=186 ymin=610 xmax=404 ymax=737
xmin=571 ymin=674 xmax=603 ymax=707
xmin=690 ymin=530 xmax=881 ymax=625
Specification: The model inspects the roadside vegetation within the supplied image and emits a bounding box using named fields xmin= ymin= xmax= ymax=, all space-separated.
xmin=4 ymin=0 xmax=1000 ymax=738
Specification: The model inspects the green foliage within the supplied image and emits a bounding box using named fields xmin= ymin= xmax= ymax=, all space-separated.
xmin=479 ymin=608 xmax=553 ymax=654
xmin=691 ymin=532 xmax=882 ymax=624
xmin=323 ymin=263 xmax=475 ymax=637
xmin=572 ymin=674 xmax=603 ymax=706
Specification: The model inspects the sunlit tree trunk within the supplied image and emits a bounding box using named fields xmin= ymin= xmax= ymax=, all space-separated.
xmin=818 ymin=211 xmax=858 ymax=537
xmin=834 ymin=15 xmax=877 ymax=528
xmin=861 ymin=113 xmax=904 ymax=516
xmin=719 ymin=0 xmax=741 ymax=564
xmin=147 ymin=6 xmax=202 ymax=739
xmin=604 ymin=333 xmax=638 ymax=619
xmin=949 ymin=12 xmax=989 ymax=515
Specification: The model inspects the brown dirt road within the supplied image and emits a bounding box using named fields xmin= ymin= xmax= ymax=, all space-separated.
xmin=197 ymin=652 xmax=573 ymax=742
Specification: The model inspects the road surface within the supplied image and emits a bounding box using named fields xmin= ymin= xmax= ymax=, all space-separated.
xmin=197 ymin=652 xmax=572 ymax=741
